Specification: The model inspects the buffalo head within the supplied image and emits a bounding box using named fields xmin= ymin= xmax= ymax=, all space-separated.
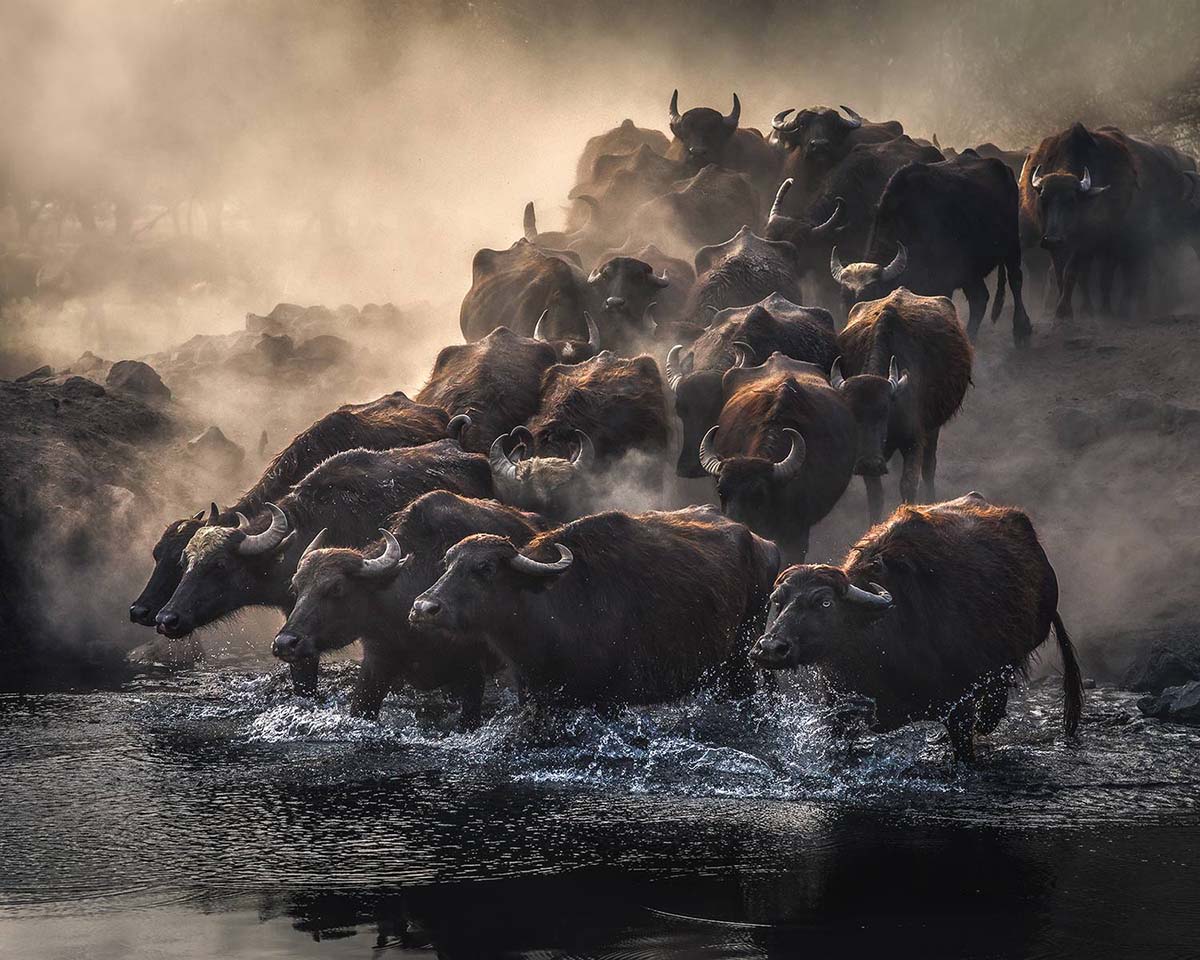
xmin=1026 ymin=161 xmax=1109 ymax=249
xmin=750 ymin=563 xmax=893 ymax=667
xmin=829 ymin=355 xmax=908 ymax=477
xmin=669 ymin=90 xmax=740 ymax=167
xmin=829 ymin=242 xmax=908 ymax=308
xmin=698 ymin=425 xmax=807 ymax=538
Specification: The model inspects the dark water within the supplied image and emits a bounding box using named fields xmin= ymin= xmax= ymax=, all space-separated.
xmin=2 ymin=666 xmax=1199 ymax=959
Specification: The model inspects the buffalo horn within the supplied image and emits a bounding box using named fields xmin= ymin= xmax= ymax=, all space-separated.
xmin=699 ymin=425 xmax=723 ymax=477
xmin=489 ymin=435 xmax=520 ymax=483
xmin=447 ymin=413 xmax=472 ymax=446
xmin=523 ymin=202 xmax=537 ymax=241
xmin=358 ymin=529 xmax=407 ymax=578
xmin=669 ymin=90 xmax=682 ymax=130
xmin=509 ymin=543 xmax=574 ymax=576
xmin=772 ymin=428 xmax=806 ymax=482
xmin=532 ymin=309 xmax=550 ymax=341
xmin=650 ymin=269 xmax=670 ymax=288
xmin=830 ymin=246 xmax=846 ymax=283
xmin=845 ymin=581 xmax=894 ymax=608
xmin=1030 ymin=163 xmax=1045 ymax=190
xmin=839 ymin=104 xmax=864 ymax=128
xmin=724 ymin=93 xmax=741 ymax=129
xmin=770 ymin=178 xmax=794 ymax=220
xmin=812 ymin=197 xmax=844 ymax=236
xmin=207 ymin=502 xmax=221 ymax=525
xmin=584 ymin=311 xmax=600 ymax=349
xmin=771 ymin=108 xmax=795 ymax=131
xmin=236 ymin=503 xmax=289 ymax=556
xmin=888 ymin=356 xmax=909 ymax=395
xmin=587 ymin=266 xmax=603 ymax=284
xmin=830 ymin=357 xmax=846 ymax=390
xmin=570 ymin=430 xmax=595 ymax=469
xmin=300 ymin=527 xmax=328 ymax=560
xmin=881 ymin=242 xmax=907 ymax=282
xmin=1079 ymin=166 xmax=1108 ymax=195
xmin=665 ymin=344 xmax=685 ymax=391
xmin=732 ymin=340 xmax=754 ymax=368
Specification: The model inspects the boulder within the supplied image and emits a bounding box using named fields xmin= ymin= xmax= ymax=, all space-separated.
xmin=106 ymin=360 xmax=171 ymax=400
xmin=1122 ymin=626 xmax=1200 ymax=694
xmin=17 ymin=365 xmax=52 ymax=382
xmin=1138 ymin=681 xmax=1200 ymax=726
xmin=186 ymin=425 xmax=244 ymax=474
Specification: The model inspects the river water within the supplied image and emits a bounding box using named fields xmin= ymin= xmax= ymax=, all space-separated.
xmin=2 ymin=665 xmax=1198 ymax=958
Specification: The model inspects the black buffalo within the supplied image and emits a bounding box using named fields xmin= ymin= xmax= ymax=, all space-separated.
xmin=130 ymin=391 xmax=448 ymax=627
xmin=630 ymin=164 xmax=761 ymax=254
xmin=273 ymin=491 xmax=548 ymax=723
xmin=583 ymin=255 xmax=670 ymax=355
xmin=682 ymin=226 xmax=804 ymax=327
xmin=666 ymin=91 xmax=779 ymax=205
xmin=666 ymin=294 xmax=838 ymax=478
xmin=832 ymin=152 xmax=1031 ymax=344
xmin=771 ymin=105 xmax=904 ymax=204
xmin=750 ymin=492 xmax=1083 ymax=762
xmin=831 ymin=288 xmax=973 ymax=523
xmin=699 ymin=353 xmax=855 ymax=560
xmin=409 ymin=505 xmax=781 ymax=705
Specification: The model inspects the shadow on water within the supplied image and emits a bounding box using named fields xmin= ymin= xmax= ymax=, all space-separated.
xmin=1 ymin=668 xmax=1199 ymax=957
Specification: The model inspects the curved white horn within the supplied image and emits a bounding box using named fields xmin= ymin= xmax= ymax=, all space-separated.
xmin=236 ymin=503 xmax=289 ymax=556
xmin=533 ymin=309 xmax=550 ymax=341
xmin=880 ymin=242 xmax=907 ymax=282
xmin=830 ymin=357 xmax=846 ymax=390
xmin=772 ymin=428 xmax=807 ymax=482
xmin=509 ymin=543 xmax=574 ymax=576
xmin=358 ymin=528 xmax=407 ymax=578
xmin=488 ymin=435 xmax=520 ymax=483
xmin=845 ymin=581 xmax=893 ymax=608
xmin=830 ymin=246 xmax=846 ymax=283
xmin=699 ymin=425 xmax=723 ymax=477
xmin=770 ymin=178 xmax=794 ymax=220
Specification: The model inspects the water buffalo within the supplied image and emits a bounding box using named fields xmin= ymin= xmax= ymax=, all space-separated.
xmin=154 ymin=440 xmax=494 ymax=694
xmin=568 ymin=144 xmax=689 ymax=236
xmin=521 ymin=200 xmax=608 ymax=267
xmin=273 ymin=492 xmax=548 ymax=723
xmin=416 ymin=327 xmax=559 ymax=455
xmin=630 ymin=164 xmax=761 ymax=254
xmin=130 ymin=391 xmax=448 ymax=626
xmin=491 ymin=351 xmax=669 ymax=516
xmin=667 ymin=293 xmax=838 ymax=478
xmin=409 ymin=505 xmax=781 ymax=706
xmin=831 ymin=288 xmax=973 ymax=523
xmin=1019 ymin=123 xmax=1137 ymax=319
xmin=682 ymin=226 xmax=804 ymax=326
xmin=460 ymin=239 xmax=596 ymax=342
xmin=750 ymin=492 xmax=1083 ymax=762
xmin=582 ymin=255 xmax=670 ymax=355
xmin=594 ymin=240 xmax=696 ymax=330
xmin=771 ymin=105 xmax=904 ymax=203
xmin=698 ymin=353 xmax=855 ymax=559
xmin=832 ymin=152 xmax=1031 ymax=344
xmin=666 ymin=91 xmax=780 ymax=205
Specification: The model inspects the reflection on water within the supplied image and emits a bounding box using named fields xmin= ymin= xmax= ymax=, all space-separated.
xmin=1 ymin=665 xmax=1199 ymax=957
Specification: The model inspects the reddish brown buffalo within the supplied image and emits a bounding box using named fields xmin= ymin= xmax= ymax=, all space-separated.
xmin=751 ymin=492 xmax=1083 ymax=762
xmin=832 ymin=288 xmax=973 ymax=523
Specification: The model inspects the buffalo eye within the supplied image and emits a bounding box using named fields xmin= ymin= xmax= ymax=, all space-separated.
xmin=821 ymin=598 xmax=833 ymax=609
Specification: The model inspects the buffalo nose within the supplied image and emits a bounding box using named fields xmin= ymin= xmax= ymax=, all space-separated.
xmin=155 ymin=610 xmax=180 ymax=635
xmin=411 ymin=598 xmax=441 ymax=621
xmin=605 ymin=297 xmax=626 ymax=310
xmin=752 ymin=637 xmax=790 ymax=662
xmin=1041 ymin=235 xmax=1062 ymax=249
xmin=130 ymin=603 xmax=150 ymax=624
xmin=272 ymin=632 xmax=301 ymax=660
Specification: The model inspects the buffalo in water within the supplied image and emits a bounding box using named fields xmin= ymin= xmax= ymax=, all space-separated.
xmin=831 ymin=288 xmax=973 ymax=523
xmin=832 ymin=151 xmax=1031 ymax=344
xmin=409 ymin=505 xmax=780 ymax=706
xmin=698 ymin=353 xmax=855 ymax=560
xmin=130 ymin=391 xmax=449 ymax=627
xmin=274 ymin=491 xmax=548 ymax=724
xmin=750 ymin=492 xmax=1083 ymax=762
xmin=667 ymin=294 xmax=838 ymax=478
xmin=154 ymin=440 xmax=494 ymax=694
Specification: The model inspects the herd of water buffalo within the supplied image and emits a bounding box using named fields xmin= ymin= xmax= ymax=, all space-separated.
xmin=121 ymin=91 xmax=1200 ymax=762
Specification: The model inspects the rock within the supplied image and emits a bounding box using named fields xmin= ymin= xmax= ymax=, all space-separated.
xmin=1138 ymin=681 xmax=1200 ymax=726
xmin=17 ymin=365 xmax=53 ymax=382
xmin=186 ymin=425 xmax=245 ymax=473
xmin=295 ymin=334 xmax=352 ymax=369
xmin=69 ymin=351 xmax=110 ymax=376
xmin=56 ymin=375 xmax=107 ymax=399
xmin=106 ymin=359 xmax=171 ymax=400
xmin=1122 ymin=627 xmax=1200 ymax=693
xmin=1048 ymin=406 xmax=1102 ymax=450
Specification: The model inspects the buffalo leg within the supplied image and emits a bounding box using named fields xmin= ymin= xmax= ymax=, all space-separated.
xmin=456 ymin=664 xmax=486 ymax=730
xmin=863 ymin=475 xmax=885 ymax=525
xmin=350 ymin=657 xmax=394 ymax=720
xmin=963 ymin=278 xmax=990 ymax=341
xmin=920 ymin=428 xmax=940 ymax=503
xmin=974 ymin=676 xmax=1010 ymax=735
xmin=1007 ymin=256 xmax=1032 ymax=346
xmin=945 ymin=698 xmax=977 ymax=763
xmin=1054 ymin=252 xmax=1080 ymax=320
xmin=898 ymin=442 xmax=923 ymax=505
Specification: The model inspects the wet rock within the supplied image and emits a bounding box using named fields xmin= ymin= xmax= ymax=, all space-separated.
xmin=1138 ymin=681 xmax=1200 ymax=726
xmin=186 ymin=425 xmax=245 ymax=474
xmin=1048 ymin=406 xmax=1102 ymax=450
xmin=1123 ymin=627 xmax=1200 ymax=693
xmin=17 ymin=364 xmax=53 ymax=382
xmin=106 ymin=360 xmax=171 ymax=400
